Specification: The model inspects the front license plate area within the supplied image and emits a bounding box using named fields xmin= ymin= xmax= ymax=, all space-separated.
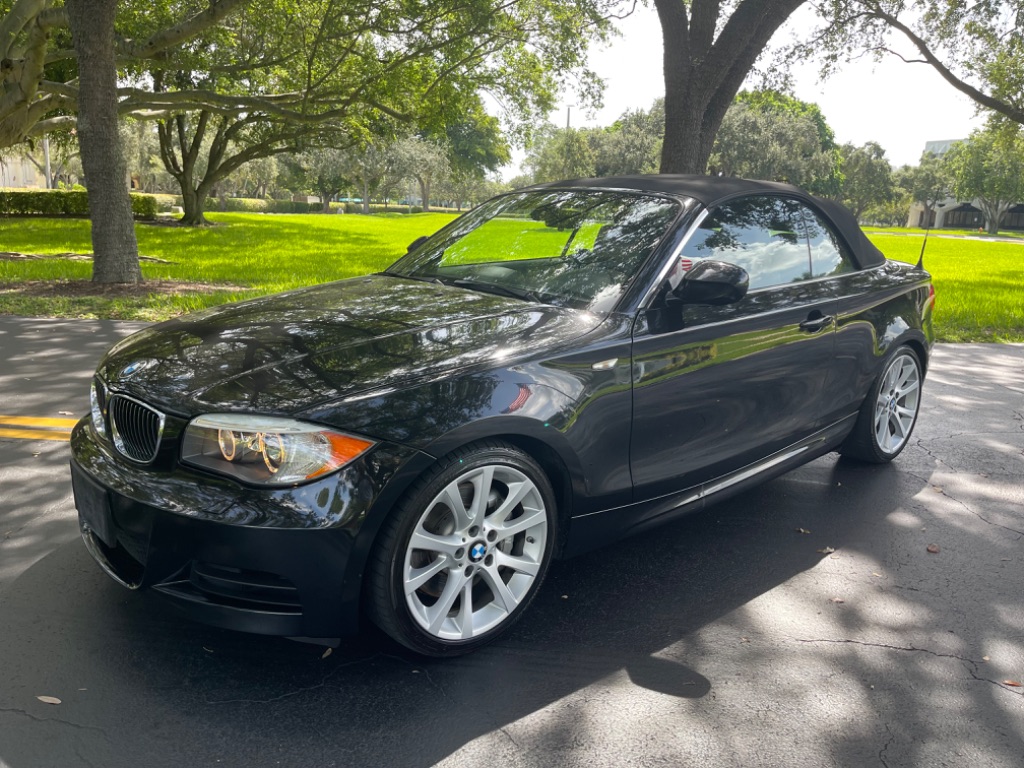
xmin=73 ymin=469 xmax=117 ymax=548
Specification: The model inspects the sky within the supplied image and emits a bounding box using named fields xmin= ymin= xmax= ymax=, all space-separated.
xmin=507 ymin=4 xmax=986 ymax=175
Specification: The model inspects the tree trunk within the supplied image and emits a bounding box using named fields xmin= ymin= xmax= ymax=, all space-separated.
xmin=66 ymin=0 xmax=143 ymax=284
xmin=654 ymin=0 xmax=806 ymax=175
xmin=361 ymin=178 xmax=370 ymax=214
xmin=418 ymin=177 xmax=430 ymax=212
xmin=180 ymin=185 xmax=208 ymax=226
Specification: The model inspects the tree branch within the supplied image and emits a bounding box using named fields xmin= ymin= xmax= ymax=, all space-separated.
xmin=118 ymin=0 xmax=252 ymax=60
xmin=868 ymin=4 xmax=1024 ymax=125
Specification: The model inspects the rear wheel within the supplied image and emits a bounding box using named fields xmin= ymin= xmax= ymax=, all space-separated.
xmin=841 ymin=345 xmax=923 ymax=463
xmin=367 ymin=441 xmax=556 ymax=656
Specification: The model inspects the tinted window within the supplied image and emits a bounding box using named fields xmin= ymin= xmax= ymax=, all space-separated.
xmin=800 ymin=205 xmax=855 ymax=279
xmin=680 ymin=196 xmax=812 ymax=290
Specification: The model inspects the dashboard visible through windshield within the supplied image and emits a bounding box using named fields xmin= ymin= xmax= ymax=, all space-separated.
xmin=387 ymin=189 xmax=684 ymax=313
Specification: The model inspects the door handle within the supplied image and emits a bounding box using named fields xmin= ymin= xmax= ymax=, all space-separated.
xmin=799 ymin=314 xmax=834 ymax=332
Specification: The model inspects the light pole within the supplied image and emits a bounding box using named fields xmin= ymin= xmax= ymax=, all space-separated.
xmin=43 ymin=136 xmax=52 ymax=189
xmin=564 ymin=104 xmax=575 ymax=177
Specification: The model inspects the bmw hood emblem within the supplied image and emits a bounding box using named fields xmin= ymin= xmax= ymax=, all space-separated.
xmin=119 ymin=359 xmax=153 ymax=379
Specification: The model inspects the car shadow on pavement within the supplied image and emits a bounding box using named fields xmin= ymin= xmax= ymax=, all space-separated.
xmin=13 ymin=451 xmax=1018 ymax=768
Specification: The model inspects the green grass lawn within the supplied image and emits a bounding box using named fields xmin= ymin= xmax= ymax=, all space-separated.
xmin=0 ymin=214 xmax=1021 ymax=341
xmin=0 ymin=212 xmax=457 ymax=320
xmin=870 ymin=233 xmax=1024 ymax=342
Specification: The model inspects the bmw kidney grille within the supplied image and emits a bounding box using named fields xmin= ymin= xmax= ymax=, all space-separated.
xmin=109 ymin=395 xmax=166 ymax=463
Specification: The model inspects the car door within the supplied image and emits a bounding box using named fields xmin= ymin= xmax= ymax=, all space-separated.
xmin=629 ymin=194 xmax=839 ymax=503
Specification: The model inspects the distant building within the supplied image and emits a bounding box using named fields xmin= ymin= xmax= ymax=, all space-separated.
xmin=0 ymin=155 xmax=45 ymax=188
xmin=906 ymin=140 xmax=1024 ymax=230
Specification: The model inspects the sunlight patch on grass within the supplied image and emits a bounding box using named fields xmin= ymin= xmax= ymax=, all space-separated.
xmin=869 ymin=233 xmax=1024 ymax=342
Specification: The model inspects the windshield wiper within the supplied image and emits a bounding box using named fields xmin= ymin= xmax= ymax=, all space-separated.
xmin=384 ymin=272 xmax=445 ymax=286
xmin=452 ymin=278 xmax=543 ymax=304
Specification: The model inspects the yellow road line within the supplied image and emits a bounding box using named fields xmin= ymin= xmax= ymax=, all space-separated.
xmin=0 ymin=415 xmax=79 ymax=428
xmin=0 ymin=427 xmax=72 ymax=442
xmin=0 ymin=414 xmax=79 ymax=442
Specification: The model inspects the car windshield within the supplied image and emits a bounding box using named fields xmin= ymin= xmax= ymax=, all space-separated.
xmin=386 ymin=189 xmax=683 ymax=313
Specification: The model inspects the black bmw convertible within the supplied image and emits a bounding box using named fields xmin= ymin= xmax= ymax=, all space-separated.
xmin=71 ymin=175 xmax=935 ymax=656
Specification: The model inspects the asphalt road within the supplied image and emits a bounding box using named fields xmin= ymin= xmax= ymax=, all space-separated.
xmin=1 ymin=315 xmax=1022 ymax=768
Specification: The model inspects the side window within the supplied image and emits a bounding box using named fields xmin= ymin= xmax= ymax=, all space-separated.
xmin=799 ymin=205 xmax=855 ymax=279
xmin=680 ymin=196 xmax=812 ymax=290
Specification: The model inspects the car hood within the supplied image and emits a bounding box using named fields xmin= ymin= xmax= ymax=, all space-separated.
xmin=99 ymin=274 xmax=604 ymax=415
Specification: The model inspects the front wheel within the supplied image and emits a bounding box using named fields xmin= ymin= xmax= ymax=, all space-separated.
xmin=367 ymin=441 xmax=557 ymax=656
xmin=840 ymin=345 xmax=923 ymax=463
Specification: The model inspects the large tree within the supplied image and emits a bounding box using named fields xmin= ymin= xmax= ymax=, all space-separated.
xmin=895 ymin=152 xmax=950 ymax=227
xmin=839 ymin=141 xmax=894 ymax=219
xmin=652 ymin=0 xmax=807 ymax=174
xmin=128 ymin=0 xmax=618 ymax=224
xmin=590 ymin=100 xmax=664 ymax=176
xmin=709 ymin=91 xmax=842 ymax=195
xmin=944 ymin=125 xmax=1024 ymax=234
xmin=66 ymin=0 xmax=141 ymax=283
xmin=524 ymin=125 xmax=596 ymax=182
xmin=394 ymin=137 xmax=449 ymax=212
xmin=1 ymin=0 xmax=252 ymax=282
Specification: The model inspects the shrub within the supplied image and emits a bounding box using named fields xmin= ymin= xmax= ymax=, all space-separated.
xmin=0 ymin=189 xmax=157 ymax=219
xmin=130 ymin=193 xmax=158 ymax=220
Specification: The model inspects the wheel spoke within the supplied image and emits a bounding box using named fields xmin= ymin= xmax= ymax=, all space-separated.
xmin=494 ymin=549 xmax=540 ymax=577
xmin=456 ymin=577 xmax=475 ymax=639
xmin=465 ymin=465 xmax=495 ymax=529
xmin=405 ymin=556 xmax=450 ymax=595
xmin=426 ymin=571 xmax=466 ymax=634
xmin=480 ymin=564 xmax=519 ymax=614
xmin=493 ymin=507 xmax=546 ymax=541
xmin=439 ymin=483 xmax=470 ymax=531
xmin=897 ymin=380 xmax=920 ymax=400
xmin=410 ymin=528 xmax=462 ymax=558
xmin=876 ymin=412 xmax=890 ymax=448
xmin=489 ymin=479 xmax=533 ymax=525
xmin=895 ymin=362 xmax=917 ymax=390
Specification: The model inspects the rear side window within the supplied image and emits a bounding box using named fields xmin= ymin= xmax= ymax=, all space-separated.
xmin=800 ymin=206 xmax=855 ymax=279
xmin=679 ymin=195 xmax=858 ymax=290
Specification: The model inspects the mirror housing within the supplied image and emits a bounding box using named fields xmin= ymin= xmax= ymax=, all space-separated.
xmin=407 ymin=235 xmax=429 ymax=253
xmin=673 ymin=259 xmax=749 ymax=306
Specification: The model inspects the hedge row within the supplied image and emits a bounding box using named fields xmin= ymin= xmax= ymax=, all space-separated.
xmin=177 ymin=197 xmax=434 ymax=215
xmin=0 ymin=190 xmax=157 ymax=219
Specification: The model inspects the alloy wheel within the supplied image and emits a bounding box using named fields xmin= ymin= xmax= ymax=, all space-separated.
xmin=873 ymin=351 xmax=921 ymax=455
xmin=402 ymin=464 xmax=548 ymax=640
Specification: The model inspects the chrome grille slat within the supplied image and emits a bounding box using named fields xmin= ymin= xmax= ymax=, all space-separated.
xmin=109 ymin=395 xmax=165 ymax=464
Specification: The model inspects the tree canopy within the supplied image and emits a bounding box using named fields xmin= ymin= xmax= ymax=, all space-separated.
xmin=804 ymin=0 xmax=1024 ymax=129
xmin=710 ymin=91 xmax=842 ymax=197
xmin=944 ymin=124 xmax=1024 ymax=233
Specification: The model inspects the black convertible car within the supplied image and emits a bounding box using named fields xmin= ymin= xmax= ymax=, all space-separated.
xmin=71 ymin=175 xmax=935 ymax=655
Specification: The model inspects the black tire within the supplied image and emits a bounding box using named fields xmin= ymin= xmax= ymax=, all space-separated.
xmin=840 ymin=345 xmax=923 ymax=463
xmin=366 ymin=440 xmax=557 ymax=657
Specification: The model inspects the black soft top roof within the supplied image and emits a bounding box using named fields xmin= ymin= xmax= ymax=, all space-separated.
xmin=526 ymin=174 xmax=886 ymax=269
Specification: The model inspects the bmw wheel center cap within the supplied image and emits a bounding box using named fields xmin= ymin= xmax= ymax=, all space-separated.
xmin=469 ymin=542 xmax=487 ymax=563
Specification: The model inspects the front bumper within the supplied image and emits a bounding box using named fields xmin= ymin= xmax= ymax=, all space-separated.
xmin=70 ymin=419 xmax=429 ymax=638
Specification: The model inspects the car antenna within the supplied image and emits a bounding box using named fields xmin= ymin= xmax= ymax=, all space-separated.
xmin=916 ymin=211 xmax=931 ymax=270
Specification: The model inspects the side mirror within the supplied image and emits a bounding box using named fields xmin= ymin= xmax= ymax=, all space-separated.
xmin=673 ymin=259 xmax=749 ymax=305
xmin=407 ymin=235 xmax=429 ymax=253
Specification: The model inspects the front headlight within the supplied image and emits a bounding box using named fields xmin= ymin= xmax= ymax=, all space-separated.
xmin=90 ymin=378 xmax=108 ymax=439
xmin=181 ymin=414 xmax=374 ymax=486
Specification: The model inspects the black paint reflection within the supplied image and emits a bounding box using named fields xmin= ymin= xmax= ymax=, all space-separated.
xmin=99 ymin=275 xmax=603 ymax=415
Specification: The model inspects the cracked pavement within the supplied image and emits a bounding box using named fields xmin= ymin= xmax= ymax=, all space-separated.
xmin=0 ymin=318 xmax=1022 ymax=768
